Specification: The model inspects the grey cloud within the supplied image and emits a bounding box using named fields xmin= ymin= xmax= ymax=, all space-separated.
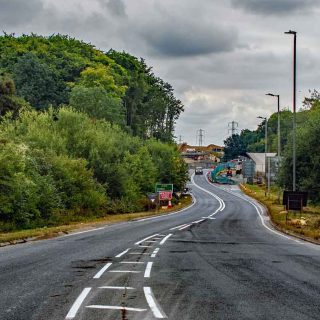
xmin=0 ymin=0 xmax=44 ymax=26
xmin=231 ymin=0 xmax=319 ymax=15
xmin=99 ymin=0 xmax=126 ymax=17
xmin=140 ymin=18 xmax=239 ymax=57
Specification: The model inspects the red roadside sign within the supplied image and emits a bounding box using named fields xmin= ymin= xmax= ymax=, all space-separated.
xmin=159 ymin=191 xmax=172 ymax=200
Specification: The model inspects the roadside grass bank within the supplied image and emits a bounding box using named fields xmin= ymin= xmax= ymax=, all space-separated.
xmin=0 ymin=195 xmax=192 ymax=245
xmin=240 ymin=184 xmax=320 ymax=244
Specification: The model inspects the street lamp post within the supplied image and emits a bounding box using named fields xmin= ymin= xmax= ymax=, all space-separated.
xmin=285 ymin=30 xmax=297 ymax=191
xmin=266 ymin=93 xmax=281 ymax=159
xmin=258 ymin=116 xmax=269 ymax=195
xmin=266 ymin=93 xmax=281 ymax=202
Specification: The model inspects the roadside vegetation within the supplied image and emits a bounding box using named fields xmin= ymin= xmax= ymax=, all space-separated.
xmin=241 ymin=184 xmax=320 ymax=243
xmin=0 ymin=34 xmax=189 ymax=233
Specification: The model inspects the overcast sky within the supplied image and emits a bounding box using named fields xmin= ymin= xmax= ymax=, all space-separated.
xmin=1 ymin=0 xmax=319 ymax=145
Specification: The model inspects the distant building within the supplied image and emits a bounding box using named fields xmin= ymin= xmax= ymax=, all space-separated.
xmin=246 ymin=152 xmax=277 ymax=174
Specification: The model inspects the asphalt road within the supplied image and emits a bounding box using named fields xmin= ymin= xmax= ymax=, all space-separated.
xmin=1 ymin=172 xmax=320 ymax=320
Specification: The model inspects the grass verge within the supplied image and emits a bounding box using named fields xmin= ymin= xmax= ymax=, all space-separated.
xmin=240 ymin=184 xmax=320 ymax=244
xmin=0 ymin=195 xmax=192 ymax=245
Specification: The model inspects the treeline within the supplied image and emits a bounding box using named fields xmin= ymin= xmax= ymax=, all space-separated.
xmin=0 ymin=34 xmax=188 ymax=230
xmin=0 ymin=33 xmax=183 ymax=142
xmin=224 ymin=90 xmax=320 ymax=202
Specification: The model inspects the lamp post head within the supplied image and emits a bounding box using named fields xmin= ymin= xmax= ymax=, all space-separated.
xmin=266 ymin=93 xmax=274 ymax=97
xmin=285 ymin=30 xmax=297 ymax=35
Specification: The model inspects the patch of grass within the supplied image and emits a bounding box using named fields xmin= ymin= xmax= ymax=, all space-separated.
xmin=0 ymin=195 xmax=192 ymax=245
xmin=240 ymin=184 xmax=320 ymax=243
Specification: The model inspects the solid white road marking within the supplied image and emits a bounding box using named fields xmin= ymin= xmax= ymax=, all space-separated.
xmin=192 ymin=219 xmax=205 ymax=224
xmin=93 ymin=263 xmax=112 ymax=279
xmin=160 ymin=234 xmax=172 ymax=245
xmin=109 ymin=270 xmax=141 ymax=273
xmin=135 ymin=196 xmax=197 ymax=223
xmin=192 ymin=173 xmax=225 ymax=215
xmin=99 ymin=286 xmax=135 ymax=290
xmin=170 ymin=224 xmax=188 ymax=230
xmin=86 ymin=305 xmax=147 ymax=312
xmin=179 ymin=224 xmax=192 ymax=230
xmin=203 ymin=217 xmax=216 ymax=220
xmin=151 ymin=248 xmax=160 ymax=258
xmin=144 ymin=287 xmax=167 ymax=318
xmin=120 ymin=261 xmax=145 ymax=264
xmin=65 ymin=287 xmax=91 ymax=319
xmin=139 ymin=245 xmax=152 ymax=248
xmin=144 ymin=262 xmax=153 ymax=278
xmin=62 ymin=227 xmax=106 ymax=238
xmin=129 ymin=252 xmax=150 ymax=255
xmin=115 ymin=248 xmax=130 ymax=258
xmin=135 ymin=234 xmax=159 ymax=245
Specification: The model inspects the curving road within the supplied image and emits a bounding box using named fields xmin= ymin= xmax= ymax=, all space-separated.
xmin=0 ymin=172 xmax=320 ymax=320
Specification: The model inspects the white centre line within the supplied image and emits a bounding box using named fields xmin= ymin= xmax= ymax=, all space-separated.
xmin=129 ymin=252 xmax=150 ymax=255
xmin=86 ymin=305 xmax=147 ymax=312
xmin=135 ymin=234 xmax=159 ymax=245
xmin=115 ymin=248 xmax=130 ymax=258
xmin=170 ymin=224 xmax=188 ymax=230
xmin=160 ymin=234 xmax=172 ymax=245
xmin=179 ymin=224 xmax=192 ymax=230
xmin=151 ymin=248 xmax=160 ymax=258
xmin=93 ymin=263 xmax=112 ymax=279
xmin=139 ymin=245 xmax=152 ymax=248
xmin=109 ymin=270 xmax=141 ymax=273
xmin=192 ymin=219 xmax=205 ymax=224
xmin=144 ymin=287 xmax=167 ymax=318
xmin=120 ymin=261 xmax=145 ymax=264
xmin=99 ymin=286 xmax=135 ymax=290
xmin=144 ymin=262 xmax=153 ymax=278
xmin=65 ymin=287 xmax=91 ymax=319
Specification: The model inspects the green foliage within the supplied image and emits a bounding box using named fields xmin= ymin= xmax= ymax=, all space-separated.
xmin=279 ymin=106 xmax=320 ymax=202
xmin=70 ymin=85 xmax=125 ymax=125
xmin=0 ymin=107 xmax=188 ymax=229
xmin=0 ymin=75 xmax=30 ymax=117
xmin=223 ymin=134 xmax=247 ymax=161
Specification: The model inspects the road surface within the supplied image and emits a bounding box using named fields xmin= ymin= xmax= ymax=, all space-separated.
xmin=0 ymin=172 xmax=320 ymax=320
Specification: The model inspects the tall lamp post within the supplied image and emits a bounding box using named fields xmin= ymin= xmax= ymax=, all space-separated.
xmin=258 ymin=116 xmax=269 ymax=195
xmin=266 ymin=93 xmax=281 ymax=159
xmin=266 ymin=93 xmax=281 ymax=202
xmin=285 ymin=30 xmax=297 ymax=191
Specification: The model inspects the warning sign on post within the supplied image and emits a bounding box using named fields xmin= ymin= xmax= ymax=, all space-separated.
xmin=159 ymin=191 xmax=172 ymax=200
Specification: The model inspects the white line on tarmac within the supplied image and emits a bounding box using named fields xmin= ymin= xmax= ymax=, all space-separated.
xmin=160 ymin=234 xmax=172 ymax=245
xmin=129 ymin=252 xmax=150 ymax=255
xmin=65 ymin=287 xmax=91 ymax=319
xmin=192 ymin=173 xmax=225 ymax=214
xmin=86 ymin=305 xmax=147 ymax=312
xmin=170 ymin=224 xmax=188 ymax=230
xmin=192 ymin=219 xmax=205 ymax=224
xmin=120 ymin=261 xmax=145 ymax=264
xmin=144 ymin=262 xmax=153 ymax=278
xmin=99 ymin=286 xmax=135 ymax=290
xmin=62 ymin=227 xmax=106 ymax=238
xmin=115 ymin=248 xmax=130 ymax=258
xmin=135 ymin=234 xmax=159 ymax=245
xmin=203 ymin=217 xmax=216 ymax=220
xmin=135 ymin=196 xmax=197 ymax=223
xmin=109 ymin=270 xmax=141 ymax=273
xmin=144 ymin=287 xmax=167 ymax=318
xmin=139 ymin=245 xmax=152 ymax=248
xmin=151 ymin=248 xmax=160 ymax=258
xmin=93 ymin=263 xmax=112 ymax=279
xmin=179 ymin=224 xmax=192 ymax=230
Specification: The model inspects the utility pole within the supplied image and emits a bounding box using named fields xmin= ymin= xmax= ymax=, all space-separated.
xmin=228 ymin=121 xmax=238 ymax=135
xmin=178 ymin=135 xmax=183 ymax=144
xmin=196 ymin=129 xmax=205 ymax=146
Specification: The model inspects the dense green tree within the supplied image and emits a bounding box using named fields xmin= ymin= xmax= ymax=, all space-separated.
xmin=223 ymin=134 xmax=247 ymax=161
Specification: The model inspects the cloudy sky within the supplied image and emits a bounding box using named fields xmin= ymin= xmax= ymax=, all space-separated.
xmin=1 ymin=0 xmax=320 ymax=145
